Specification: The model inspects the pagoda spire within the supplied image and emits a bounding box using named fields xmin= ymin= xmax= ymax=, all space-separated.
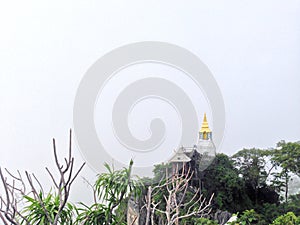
xmin=199 ymin=113 xmax=212 ymax=140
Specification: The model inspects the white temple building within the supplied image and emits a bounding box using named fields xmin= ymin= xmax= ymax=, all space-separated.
xmin=169 ymin=113 xmax=216 ymax=172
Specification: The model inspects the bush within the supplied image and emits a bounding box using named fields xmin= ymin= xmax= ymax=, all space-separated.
xmin=270 ymin=212 xmax=300 ymax=225
xmin=22 ymin=192 xmax=74 ymax=225
xmin=228 ymin=209 xmax=266 ymax=225
xmin=191 ymin=217 xmax=219 ymax=225
xmin=75 ymin=203 xmax=107 ymax=225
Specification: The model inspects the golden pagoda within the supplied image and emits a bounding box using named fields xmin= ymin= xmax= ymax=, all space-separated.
xmin=197 ymin=113 xmax=216 ymax=171
xmin=199 ymin=113 xmax=212 ymax=140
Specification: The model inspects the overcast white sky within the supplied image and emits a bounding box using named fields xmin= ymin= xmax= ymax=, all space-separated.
xmin=0 ymin=0 xmax=299 ymax=203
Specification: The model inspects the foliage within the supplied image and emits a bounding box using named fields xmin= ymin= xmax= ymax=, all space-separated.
xmin=232 ymin=149 xmax=270 ymax=204
xmin=201 ymin=153 xmax=252 ymax=212
xmin=148 ymin=147 xmax=299 ymax=224
xmin=270 ymin=212 xmax=300 ymax=225
xmin=256 ymin=203 xmax=284 ymax=224
xmin=114 ymin=199 xmax=128 ymax=225
xmin=274 ymin=141 xmax=300 ymax=176
xmin=1 ymin=135 xmax=300 ymax=225
xmin=95 ymin=160 xmax=143 ymax=225
xmin=191 ymin=217 xmax=219 ymax=225
xmin=22 ymin=192 xmax=74 ymax=225
xmin=286 ymin=194 xmax=300 ymax=215
xmin=236 ymin=192 xmax=300 ymax=223
xmin=269 ymin=141 xmax=300 ymax=202
xmin=231 ymin=148 xmax=280 ymax=208
xmin=228 ymin=209 xmax=266 ymax=225
xmin=75 ymin=203 xmax=107 ymax=225
xmin=152 ymin=163 xmax=172 ymax=184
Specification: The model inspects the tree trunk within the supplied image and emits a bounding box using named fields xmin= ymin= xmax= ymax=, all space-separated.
xmin=145 ymin=186 xmax=152 ymax=225
xmin=285 ymin=173 xmax=289 ymax=203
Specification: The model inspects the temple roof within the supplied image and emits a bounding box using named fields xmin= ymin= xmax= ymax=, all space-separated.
xmin=169 ymin=147 xmax=191 ymax=163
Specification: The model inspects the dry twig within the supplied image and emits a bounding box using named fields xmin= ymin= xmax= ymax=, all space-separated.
xmin=0 ymin=130 xmax=85 ymax=225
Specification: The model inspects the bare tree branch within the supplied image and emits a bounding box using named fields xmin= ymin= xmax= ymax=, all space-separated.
xmin=144 ymin=164 xmax=214 ymax=225
xmin=82 ymin=177 xmax=98 ymax=204
xmin=0 ymin=129 xmax=85 ymax=225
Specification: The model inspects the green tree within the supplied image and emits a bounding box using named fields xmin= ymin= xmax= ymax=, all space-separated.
xmin=95 ymin=160 xmax=143 ymax=225
xmin=253 ymin=193 xmax=300 ymax=223
xmin=270 ymin=141 xmax=300 ymax=202
xmin=275 ymin=141 xmax=300 ymax=176
xmin=286 ymin=194 xmax=300 ymax=216
xmin=152 ymin=163 xmax=172 ymax=184
xmin=201 ymin=153 xmax=252 ymax=212
xmin=231 ymin=148 xmax=277 ymax=206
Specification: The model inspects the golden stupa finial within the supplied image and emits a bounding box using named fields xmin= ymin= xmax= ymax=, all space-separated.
xmin=200 ymin=113 xmax=211 ymax=133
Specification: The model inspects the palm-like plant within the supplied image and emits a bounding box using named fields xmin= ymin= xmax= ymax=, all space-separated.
xmin=95 ymin=160 xmax=143 ymax=225
xmin=75 ymin=203 xmax=107 ymax=225
xmin=22 ymin=192 xmax=74 ymax=225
